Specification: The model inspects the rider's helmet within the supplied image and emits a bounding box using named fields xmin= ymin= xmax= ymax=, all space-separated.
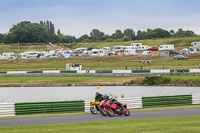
xmin=109 ymin=96 xmax=113 ymax=100
xmin=102 ymin=94 xmax=108 ymax=99
xmin=95 ymin=92 xmax=100 ymax=96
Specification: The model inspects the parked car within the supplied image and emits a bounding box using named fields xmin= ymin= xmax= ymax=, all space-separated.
xmin=174 ymin=55 xmax=188 ymax=60
xmin=169 ymin=50 xmax=179 ymax=55
xmin=148 ymin=47 xmax=158 ymax=51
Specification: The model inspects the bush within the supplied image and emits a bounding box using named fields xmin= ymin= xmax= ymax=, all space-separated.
xmin=142 ymin=76 xmax=171 ymax=85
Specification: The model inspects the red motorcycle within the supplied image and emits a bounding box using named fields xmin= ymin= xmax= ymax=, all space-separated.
xmin=105 ymin=98 xmax=130 ymax=117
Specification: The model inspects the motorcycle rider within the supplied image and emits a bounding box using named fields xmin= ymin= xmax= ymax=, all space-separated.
xmin=95 ymin=92 xmax=103 ymax=102
xmin=109 ymin=96 xmax=123 ymax=108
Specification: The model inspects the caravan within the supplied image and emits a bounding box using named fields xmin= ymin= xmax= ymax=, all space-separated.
xmin=113 ymin=46 xmax=126 ymax=52
xmin=190 ymin=42 xmax=200 ymax=49
xmin=131 ymin=43 xmax=150 ymax=51
xmin=159 ymin=44 xmax=174 ymax=51
xmin=124 ymin=49 xmax=137 ymax=56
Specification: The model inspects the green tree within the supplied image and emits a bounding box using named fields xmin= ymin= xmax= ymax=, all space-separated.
xmin=136 ymin=30 xmax=147 ymax=40
xmin=169 ymin=30 xmax=175 ymax=36
xmin=77 ymin=34 xmax=90 ymax=42
xmin=90 ymin=29 xmax=105 ymax=41
xmin=124 ymin=28 xmax=135 ymax=40
xmin=7 ymin=21 xmax=48 ymax=43
xmin=0 ymin=34 xmax=5 ymax=43
xmin=40 ymin=20 xmax=56 ymax=43
xmin=111 ymin=30 xmax=124 ymax=39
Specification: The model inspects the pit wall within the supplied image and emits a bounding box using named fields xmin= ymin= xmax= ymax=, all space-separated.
xmin=1 ymin=93 xmax=200 ymax=117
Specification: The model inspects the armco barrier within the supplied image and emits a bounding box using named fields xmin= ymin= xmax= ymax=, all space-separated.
xmin=170 ymin=69 xmax=190 ymax=73
xmin=1 ymin=69 xmax=200 ymax=76
xmin=150 ymin=70 xmax=170 ymax=73
xmin=113 ymin=70 xmax=132 ymax=73
xmin=0 ymin=103 xmax=15 ymax=117
xmin=190 ymin=69 xmax=200 ymax=73
xmin=96 ymin=70 xmax=112 ymax=73
xmin=0 ymin=72 xmax=6 ymax=74
xmin=142 ymin=95 xmax=192 ymax=108
xmin=192 ymin=93 xmax=200 ymax=104
xmin=60 ymin=70 xmax=77 ymax=73
xmin=132 ymin=70 xmax=150 ymax=73
xmin=27 ymin=71 xmax=42 ymax=74
xmin=15 ymin=101 xmax=84 ymax=115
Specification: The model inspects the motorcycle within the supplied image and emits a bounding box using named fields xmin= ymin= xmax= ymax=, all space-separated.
xmin=105 ymin=99 xmax=130 ymax=117
xmin=90 ymin=99 xmax=107 ymax=116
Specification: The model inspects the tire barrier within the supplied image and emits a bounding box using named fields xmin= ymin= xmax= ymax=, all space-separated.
xmin=15 ymin=101 xmax=84 ymax=115
xmin=142 ymin=95 xmax=192 ymax=108
xmin=1 ymin=93 xmax=200 ymax=117
xmin=0 ymin=103 xmax=15 ymax=117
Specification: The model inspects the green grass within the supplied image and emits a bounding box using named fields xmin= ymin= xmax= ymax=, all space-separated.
xmin=0 ymin=75 xmax=200 ymax=87
xmin=166 ymin=76 xmax=200 ymax=86
xmin=0 ymin=56 xmax=200 ymax=71
xmin=65 ymin=37 xmax=200 ymax=49
xmin=1 ymin=37 xmax=200 ymax=54
xmin=0 ymin=116 xmax=200 ymax=133
xmin=0 ymin=76 xmax=144 ymax=86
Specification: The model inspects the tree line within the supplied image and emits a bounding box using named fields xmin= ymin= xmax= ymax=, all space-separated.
xmin=0 ymin=20 xmax=197 ymax=44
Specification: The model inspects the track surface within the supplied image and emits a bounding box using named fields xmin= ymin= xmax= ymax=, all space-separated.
xmin=0 ymin=107 xmax=200 ymax=127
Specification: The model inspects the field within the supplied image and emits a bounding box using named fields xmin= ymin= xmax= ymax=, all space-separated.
xmin=0 ymin=116 xmax=199 ymax=133
xmin=0 ymin=55 xmax=200 ymax=71
xmin=0 ymin=76 xmax=144 ymax=86
xmin=65 ymin=37 xmax=200 ymax=50
xmin=1 ymin=37 xmax=200 ymax=54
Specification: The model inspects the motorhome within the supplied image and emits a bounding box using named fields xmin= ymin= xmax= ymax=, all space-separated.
xmin=113 ymin=46 xmax=126 ymax=52
xmin=124 ymin=49 xmax=137 ymax=56
xmin=23 ymin=51 xmax=40 ymax=58
xmin=90 ymin=49 xmax=106 ymax=56
xmin=130 ymin=43 xmax=149 ymax=51
xmin=131 ymin=43 xmax=143 ymax=47
xmin=102 ymin=47 xmax=110 ymax=51
xmin=124 ymin=46 xmax=137 ymax=50
xmin=159 ymin=44 xmax=174 ymax=51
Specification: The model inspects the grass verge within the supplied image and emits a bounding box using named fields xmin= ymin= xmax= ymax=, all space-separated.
xmin=0 ymin=75 xmax=200 ymax=87
xmin=0 ymin=116 xmax=200 ymax=133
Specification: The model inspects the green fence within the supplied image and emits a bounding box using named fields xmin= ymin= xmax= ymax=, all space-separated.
xmin=60 ymin=70 xmax=77 ymax=73
xmin=0 ymin=72 xmax=6 ymax=74
xmin=15 ymin=100 xmax=84 ymax=115
xmin=170 ymin=69 xmax=190 ymax=73
xmin=27 ymin=71 xmax=42 ymax=73
xmin=132 ymin=70 xmax=150 ymax=73
xmin=96 ymin=70 xmax=112 ymax=73
xmin=142 ymin=95 xmax=192 ymax=108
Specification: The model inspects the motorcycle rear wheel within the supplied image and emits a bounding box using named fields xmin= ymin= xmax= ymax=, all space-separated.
xmin=106 ymin=107 xmax=115 ymax=117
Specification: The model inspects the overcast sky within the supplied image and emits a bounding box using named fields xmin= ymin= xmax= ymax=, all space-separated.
xmin=0 ymin=0 xmax=200 ymax=37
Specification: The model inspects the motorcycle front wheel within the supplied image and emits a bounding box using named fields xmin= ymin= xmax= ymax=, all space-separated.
xmin=90 ymin=107 xmax=97 ymax=114
xmin=123 ymin=108 xmax=130 ymax=116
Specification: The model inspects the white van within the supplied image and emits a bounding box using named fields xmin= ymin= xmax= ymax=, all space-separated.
xmin=142 ymin=50 xmax=151 ymax=56
xmin=159 ymin=44 xmax=174 ymax=51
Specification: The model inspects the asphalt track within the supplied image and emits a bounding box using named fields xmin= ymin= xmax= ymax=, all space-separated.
xmin=0 ymin=107 xmax=200 ymax=127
